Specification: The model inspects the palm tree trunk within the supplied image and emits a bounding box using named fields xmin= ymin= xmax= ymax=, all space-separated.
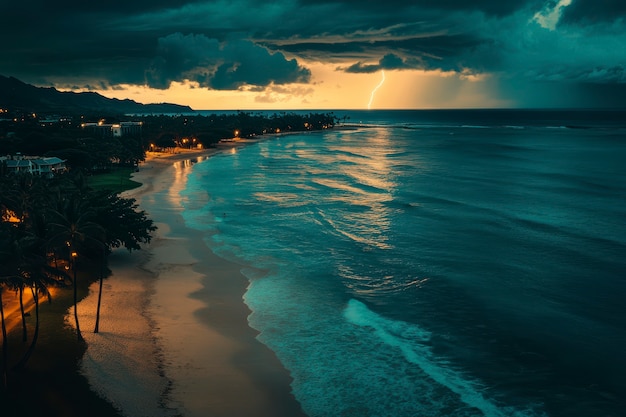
xmin=14 ymin=284 xmax=40 ymax=370
xmin=19 ymin=285 xmax=27 ymax=342
xmin=94 ymin=275 xmax=103 ymax=333
xmin=94 ymin=247 xmax=105 ymax=333
xmin=72 ymin=263 xmax=83 ymax=341
xmin=0 ymin=287 xmax=8 ymax=388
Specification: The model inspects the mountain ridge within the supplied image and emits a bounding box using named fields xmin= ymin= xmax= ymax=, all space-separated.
xmin=0 ymin=75 xmax=193 ymax=114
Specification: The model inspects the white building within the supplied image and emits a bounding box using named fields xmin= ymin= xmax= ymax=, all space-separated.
xmin=1 ymin=155 xmax=67 ymax=177
xmin=81 ymin=121 xmax=143 ymax=137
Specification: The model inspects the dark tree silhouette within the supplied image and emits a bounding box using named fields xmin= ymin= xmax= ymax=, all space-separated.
xmin=47 ymin=197 xmax=104 ymax=341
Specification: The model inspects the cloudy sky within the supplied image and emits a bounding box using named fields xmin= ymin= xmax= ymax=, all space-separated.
xmin=1 ymin=0 xmax=625 ymax=109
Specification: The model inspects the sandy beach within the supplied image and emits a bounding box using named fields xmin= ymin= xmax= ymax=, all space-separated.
xmin=72 ymin=146 xmax=306 ymax=417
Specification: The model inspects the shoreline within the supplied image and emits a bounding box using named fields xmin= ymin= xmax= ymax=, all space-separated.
xmin=74 ymin=145 xmax=306 ymax=416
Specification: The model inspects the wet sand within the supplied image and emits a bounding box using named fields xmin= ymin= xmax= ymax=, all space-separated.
xmin=73 ymin=147 xmax=306 ymax=417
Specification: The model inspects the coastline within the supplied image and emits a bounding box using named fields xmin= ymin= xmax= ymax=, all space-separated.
xmin=74 ymin=146 xmax=306 ymax=416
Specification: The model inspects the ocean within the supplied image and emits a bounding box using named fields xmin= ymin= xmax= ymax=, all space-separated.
xmin=179 ymin=110 xmax=626 ymax=417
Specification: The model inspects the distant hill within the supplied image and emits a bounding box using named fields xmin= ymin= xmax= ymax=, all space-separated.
xmin=0 ymin=75 xmax=193 ymax=114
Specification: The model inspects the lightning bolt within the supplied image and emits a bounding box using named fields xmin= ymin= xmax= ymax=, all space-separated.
xmin=367 ymin=70 xmax=386 ymax=110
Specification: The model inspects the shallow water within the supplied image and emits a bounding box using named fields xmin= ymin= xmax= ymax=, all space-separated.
xmin=181 ymin=110 xmax=626 ymax=416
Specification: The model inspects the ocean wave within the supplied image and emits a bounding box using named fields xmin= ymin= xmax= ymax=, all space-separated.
xmin=316 ymin=208 xmax=392 ymax=250
xmin=344 ymin=299 xmax=547 ymax=417
xmin=253 ymin=192 xmax=310 ymax=207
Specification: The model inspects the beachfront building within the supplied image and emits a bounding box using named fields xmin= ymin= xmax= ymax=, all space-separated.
xmin=81 ymin=121 xmax=143 ymax=138
xmin=39 ymin=115 xmax=73 ymax=127
xmin=1 ymin=154 xmax=67 ymax=177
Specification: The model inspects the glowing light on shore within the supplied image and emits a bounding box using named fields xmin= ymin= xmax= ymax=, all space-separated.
xmin=367 ymin=70 xmax=386 ymax=110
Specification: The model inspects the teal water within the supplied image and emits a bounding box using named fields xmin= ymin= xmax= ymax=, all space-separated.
xmin=180 ymin=110 xmax=626 ymax=416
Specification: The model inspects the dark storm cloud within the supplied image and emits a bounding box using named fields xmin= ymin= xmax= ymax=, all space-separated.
xmin=146 ymin=33 xmax=310 ymax=90
xmin=561 ymin=0 xmax=626 ymax=24
xmin=272 ymin=33 xmax=485 ymax=73
xmin=0 ymin=1 xmax=163 ymax=87
xmin=295 ymin=0 xmax=541 ymax=17
xmin=0 ymin=0 xmax=624 ymax=101
xmin=345 ymin=54 xmax=413 ymax=73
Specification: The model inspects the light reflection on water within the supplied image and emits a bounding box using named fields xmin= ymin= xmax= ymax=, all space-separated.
xmin=180 ymin=121 xmax=626 ymax=417
xmin=171 ymin=156 xmax=209 ymax=208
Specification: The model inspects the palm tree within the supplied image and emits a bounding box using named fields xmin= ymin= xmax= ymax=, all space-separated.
xmin=17 ymin=284 xmax=27 ymax=342
xmin=0 ymin=224 xmax=19 ymax=388
xmin=11 ymin=234 xmax=67 ymax=371
xmin=1 ymin=191 xmax=68 ymax=372
xmin=0 ymin=175 xmax=50 ymax=344
xmin=93 ymin=245 xmax=106 ymax=333
xmin=12 ymin=260 xmax=63 ymax=371
xmin=0 ymin=280 xmax=8 ymax=389
xmin=47 ymin=197 xmax=104 ymax=341
xmin=2 ymin=236 xmax=36 ymax=344
xmin=89 ymin=190 xmax=155 ymax=333
xmin=1 ymin=173 xmax=47 ymax=226
xmin=0 ymin=240 xmax=31 ymax=346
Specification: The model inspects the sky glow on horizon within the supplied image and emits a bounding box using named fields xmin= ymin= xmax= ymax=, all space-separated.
xmin=1 ymin=0 xmax=625 ymax=109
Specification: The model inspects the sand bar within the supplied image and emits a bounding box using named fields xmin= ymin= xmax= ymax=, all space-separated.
xmin=73 ymin=146 xmax=306 ymax=417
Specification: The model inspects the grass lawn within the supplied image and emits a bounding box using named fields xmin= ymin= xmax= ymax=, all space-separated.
xmin=88 ymin=167 xmax=142 ymax=194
